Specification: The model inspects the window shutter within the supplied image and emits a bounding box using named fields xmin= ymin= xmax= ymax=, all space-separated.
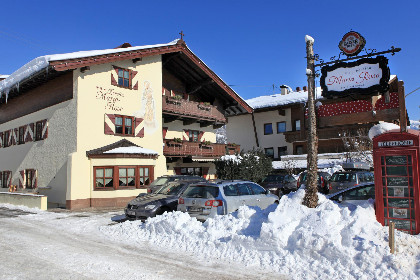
xmin=32 ymin=170 xmax=38 ymax=189
xmin=135 ymin=117 xmax=144 ymax=138
xmin=162 ymin=127 xmax=168 ymax=139
xmin=0 ymin=132 xmax=3 ymax=147
xmin=6 ymin=171 xmax=12 ymax=188
xmin=13 ymin=128 xmax=18 ymax=145
xmin=131 ymin=70 xmax=138 ymax=90
xmin=198 ymin=131 xmax=204 ymax=142
xmin=25 ymin=123 xmax=34 ymax=142
xmin=8 ymin=130 xmax=13 ymax=146
xmin=174 ymin=167 xmax=181 ymax=175
xmin=104 ymin=114 xmax=116 ymax=135
xmin=111 ymin=66 xmax=119 ymax=86
xmin=41 ymin=119 xmax=48 ymax=139
xmin=183 ymin=129 xmax=189 ymax=141
xmin=19 ymin=170 xmax=24 ymax=189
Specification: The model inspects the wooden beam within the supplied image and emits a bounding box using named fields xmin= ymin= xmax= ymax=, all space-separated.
xmin=398 ymin=81 xmax=407 ymax=132
xmin=318 ymin=108 xmax=400 ymax=128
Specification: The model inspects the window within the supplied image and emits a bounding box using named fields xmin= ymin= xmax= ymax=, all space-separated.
xmin=25 ymin=169 xmax=36 ymax=189
xmin=223 ymin=185 xmax=238 ymax=196
xmin=118 ymin=167 xmax=136 ymax=187
xmin=181 ymin=167 xmax=202 ymax=176
xmin=35 ymin=121 xmax=44 ymax=141
xmin=187 ymin=130 xmax=199 ymax=142
xmin=94 ymin=165 xmax=153 ymax=190
xmin=0 ymin=171 xmax=11 ymax=188
xmin=18 ymin=126 xmax=25 ymax=144
xmin=264 ymin=147 xmax=274 ymax=158
xmin=115 ymin=115 xmax=134 ymax=136
xmin=277 ymin=122 xmax=286 ymax=133
xmin=296 ymin=145 xmax=303 ymax=155
xmin=249 ymin=183 xmax=266 ymax=195
xmin=264 ymin=123 xmax=273 ymax=135
xmin=295 ymin=120 xmax=301 ymax=131
xmin=278 ymin=146 xmax=288 ymax=157
xmin=138 ymin=167 xmax=151 ymax=186
xmin=237 ymin=183 xmax=252 ymax=195
xmin=118 ymin=68 xmax=130 ymax=88
xmin=3 ymin=131 xmax=9 ymax=147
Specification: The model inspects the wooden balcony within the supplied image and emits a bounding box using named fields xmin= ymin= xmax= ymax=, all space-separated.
xmin=163 ymin=140 xmax=240 ymax=157
xmin=162 ymin=96 xmax=226 ymax=123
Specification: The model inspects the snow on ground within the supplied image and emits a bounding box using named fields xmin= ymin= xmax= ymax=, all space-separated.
xmin=99 ymin=190 xmax=419 ymax=280
xmin=1 ymin=190 xmax=419 ymax=280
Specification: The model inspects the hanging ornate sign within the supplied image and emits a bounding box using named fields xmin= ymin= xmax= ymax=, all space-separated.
xmin=320 ymin=56 xmax=390 ymax=98
xmin=338 ymin=31 xmax=366 ymax=56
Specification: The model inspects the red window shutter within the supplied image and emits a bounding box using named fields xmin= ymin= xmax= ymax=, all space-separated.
xmin=198 ymin=131 xmax=204 ymax=142
xmin=19 ymin=170 xmax=24 ymax=188
xmin=5 ymin=171 xmax=12 ymax=188
xmin=162 ymin=127 xmax=168 ymax=139
xmin=41 ymin=119 xmax=48 ymax=139
xmin=25 ymin=123 xmax=34 ymax=142
xmin=12 ymin=128 xmax=18 ymax=145
xmin=0 ymin=132 xmax=3 ymax=147
xmin=132 ymin=70 xmax=138 ymax=90
xmin=111 ymin=66 xmax=119 ymax=86
xmin=8 ymin=130 xmax=13 ymax=146
xmin=135 ymin=117 xmax=144 ymax=138
xmin=32 ymin=170 xmax=38 ymax=189
xmin=183 ymin=129 xmax=188 ymax=141
xmin=104 ymin=114 xmax=116 ymax=135
xmin=174 ymin=167 xmax=181 ymax=175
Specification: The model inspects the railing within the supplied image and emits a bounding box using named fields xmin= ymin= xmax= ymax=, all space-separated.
xmin=163 ymin=140 xmax=240 ymax=157
xmin=162 ymin=96 xmax=226 ymax=123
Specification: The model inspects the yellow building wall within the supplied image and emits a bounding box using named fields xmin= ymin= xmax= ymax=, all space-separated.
xmin=67 ymin=56 xmax=167 ymax=202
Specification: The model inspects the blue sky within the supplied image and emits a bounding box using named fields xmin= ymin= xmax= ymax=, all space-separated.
xmin=1 ymin=0 xmax=419 ymax=121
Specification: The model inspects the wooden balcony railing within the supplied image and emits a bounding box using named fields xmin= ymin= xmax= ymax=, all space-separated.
xmin=163 ymin=140 xmax=240 ymax=157
xmin=162 ymin=96 xmax=226 ymax=123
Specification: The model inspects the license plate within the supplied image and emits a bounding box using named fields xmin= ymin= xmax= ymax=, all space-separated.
xmin=188 ymin=207 xmax=203 ymax=212
xmin=127 ymin=210 xmax=135 ymax=216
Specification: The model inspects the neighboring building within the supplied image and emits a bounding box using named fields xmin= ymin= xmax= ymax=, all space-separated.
xmin=226 ymin=76 xmax=404 ymax=160
xmin=0 ymin=39 xmax=251 ymax=209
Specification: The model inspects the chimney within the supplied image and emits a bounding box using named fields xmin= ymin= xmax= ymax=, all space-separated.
xmin=303 ymin=86 xmax=307 ymax=91
xmin=280 ymin=85 xmax=289 ymax=95
xmin=296 ymin=87 xmax=301 ymax=92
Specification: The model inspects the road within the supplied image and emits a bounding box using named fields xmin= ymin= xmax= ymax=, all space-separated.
xmin=0 ymin=206 xmax=287 ymax=280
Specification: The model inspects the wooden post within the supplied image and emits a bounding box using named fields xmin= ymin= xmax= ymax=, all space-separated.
xmin=302 ymin=35 xmax=319 ymax=208
xmin=398 ymin=81 xmax=407 ymax=132
xmin=389 ymin=221 xmax=395 ymax=254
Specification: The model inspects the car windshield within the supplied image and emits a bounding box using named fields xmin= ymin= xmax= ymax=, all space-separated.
xmin=156 ymin=182 xmax=185 ymax=195
xmin=182 ymin=186 xmax=219 ymax=198
xmin=331 ymin=173 xmax=356 ymax=182
xmin=149 ymin=177 xmax=170 ymax=187
xmin=262 ymin=175 xmax=284 ymax=182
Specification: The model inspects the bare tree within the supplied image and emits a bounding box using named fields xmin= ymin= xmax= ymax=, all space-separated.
xmin=283 ymin=159 xmax=298 ymax=176
xmin=340 ymin=127 xmax=373 ymax=164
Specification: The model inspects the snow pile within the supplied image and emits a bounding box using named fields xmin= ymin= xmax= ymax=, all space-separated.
xmin=103 ymin=146 xmax=158 ymax=155
xmin=368 ymin=122 xmax=400 ymax=140
xmin=101 ymin=190 xmax=420 ymax=279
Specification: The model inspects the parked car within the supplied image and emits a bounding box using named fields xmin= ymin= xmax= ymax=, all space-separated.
xmin=177 ymin=180 xmax=279 ymax=221
xmin=328 ymin=171 xmax=374 ymax=194
xmin=327 ymin=182 xmax=375 ymax=210
xmin=125 ymin=179 xmax=206 ymax=221
xmin=148 ymin=175 xmax=204 ymax=193
xmin=297 ymin=171 xmax=332 ymax=194
xmin=260 ymin=174 xmax=297 ymax=196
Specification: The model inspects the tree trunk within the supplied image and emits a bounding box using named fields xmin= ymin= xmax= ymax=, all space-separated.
xmin=302 ymin=36 xmax=319 ymax=208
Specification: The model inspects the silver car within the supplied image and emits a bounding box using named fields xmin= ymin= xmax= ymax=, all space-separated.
xmin=328 ymin=171 xmax=374 ymax=194
xmin=177 ymin=180 xmax=279 ymax=221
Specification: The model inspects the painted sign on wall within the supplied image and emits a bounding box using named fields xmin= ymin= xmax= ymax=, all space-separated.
xmin=320 ymin=56 xmax=390 ymax=98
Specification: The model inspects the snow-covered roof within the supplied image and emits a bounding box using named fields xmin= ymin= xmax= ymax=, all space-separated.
xmin=246 ymin=87 xmax=322 ymax=110
xmin=103 ymin=146 xmax=158 ymax=155
xmin=0 ymin=39 xmax=180 ymax=101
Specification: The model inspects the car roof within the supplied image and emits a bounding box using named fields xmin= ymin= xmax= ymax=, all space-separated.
xmin=326 ymin=182 xmax=375 ymax=199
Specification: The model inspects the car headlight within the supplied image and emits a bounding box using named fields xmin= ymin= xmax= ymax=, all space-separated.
xmin=144 ymin=204 xmax=156 ymax=210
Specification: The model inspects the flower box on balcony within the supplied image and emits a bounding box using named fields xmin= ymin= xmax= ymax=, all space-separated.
xmin=197 ymin=102 xmax=211 ymax=111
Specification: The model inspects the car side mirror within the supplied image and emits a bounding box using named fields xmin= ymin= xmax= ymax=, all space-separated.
xmin=338 ymin=195 xmax=343 ymax=202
